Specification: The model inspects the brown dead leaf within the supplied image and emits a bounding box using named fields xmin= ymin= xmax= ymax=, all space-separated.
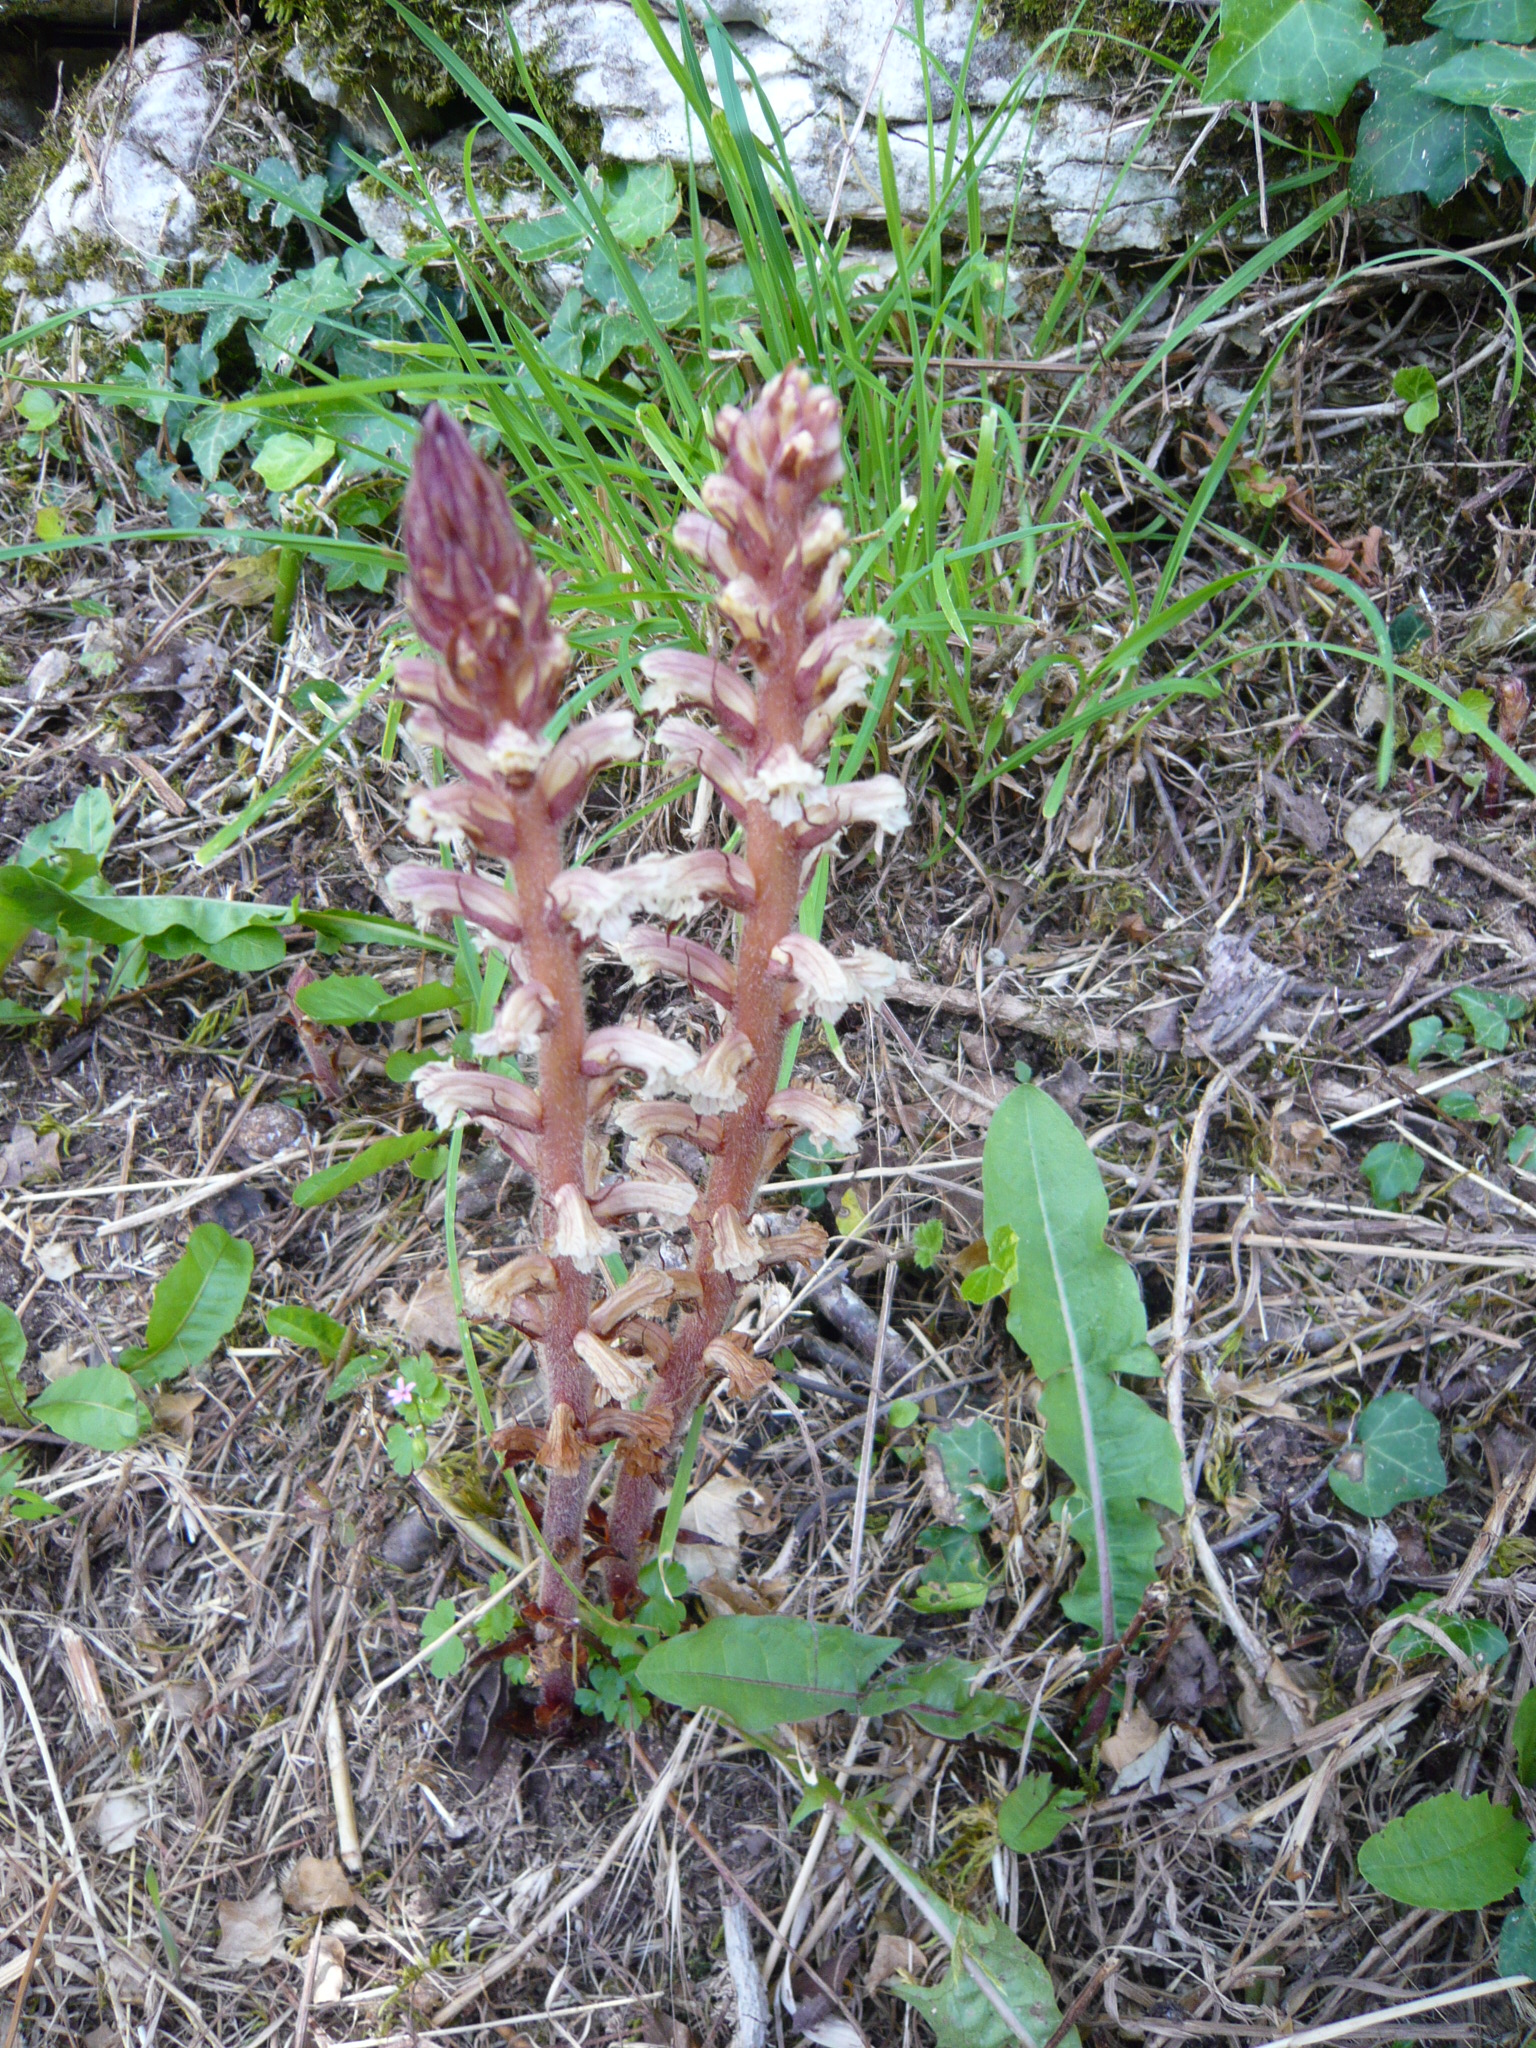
xmin=680 ymin=1475 xmax=776 ymax=1550
xmin=865 ymin=1931 xmax=926 ymax=1995
xmin=94 ymin=1791 xmax=148 ymax=1854
xmin=1066 ymin=790 xmax=1107 ymax=855
xmin=216 ymin=1884 xmax=284 ymax=1966
xmin=32 ymin=1240 xmax=80 ymax=1283
xmin=1100 ymin=1701 xmax=1161 ymax=1774
xmin=310 ymin=1932 xmax=347 ymax=2006
xmin=380 ymin=1270 xmax=461 ymax=1352
xmin=1343 ymin=804 xmax=1441 ymax=889
xmin=0 ymin=1125 xmax=60 ymax=1189
xmin=152 ymin=1388 xmax=204 ymax=1442
xmin=281 ymin=1855 xmax=356 ymax=1914
xmin=209 ymin=550 xmax=282 ymax=609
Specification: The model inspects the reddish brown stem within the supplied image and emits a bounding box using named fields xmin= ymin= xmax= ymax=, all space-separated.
xmin=513 ymin=790 xmax=595 ymax=1697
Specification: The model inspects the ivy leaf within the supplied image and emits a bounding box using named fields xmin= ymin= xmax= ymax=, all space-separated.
xmin=997 ymin=1774 xmax=1079 ymax=1854
xmin=1353 ymin=36 xmax=1498 ymax=203
xmin=1453 ymin=985 xmax=1525 ymax=1050
xmin=1421 ymin=38 xmax=1536 ymax=108
xmin=1386 ymin=1594 xmax=1508 ymax=1669
xmin=1358 ymin=1791 xmax=1529 ymax=1909
xmin=1393 ymin=364 xmax=1442 ymax=434
xmin=31 ymin=1366 xmax=148 ymax=1452
xmin=1426 ymin=0 xmax=1536 ymax=32
xmin=118 ymin=1224 xmax=253 ymax=1387
xmin=1407 ymin=1015 xmax=1447 ymax=1069
xmin=1329 ymin=1390 xmax=1447 ymax=1517
xmin=601 ymin=162 xmax=679 ymax=249
xmin=634 ymin=1615 xmax=900 ymax=1732
xmin=1360 ymin=1140 xmax=1424 ymax=1210
xmin=889 ymin=1912 xmax=1078 ymax=2048
xmin=930 ymin=1417 xmax=1007 ymax=1532
xmin=184 ymin=406 xmax=253 ymax=483
xmin=252 ymin=432 xmax=336 ymax=493
xmin=1493 ymin=107 xmax=1536 ymax=177
xmin=1510 ymin=1125 xmax=1536 ymax=1170
xmin=1204 ymin=0 xmax=1386 ymax=114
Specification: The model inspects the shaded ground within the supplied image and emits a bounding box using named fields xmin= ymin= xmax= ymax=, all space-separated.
xmin=3 ymin=229 xmax=1536 ymax=2047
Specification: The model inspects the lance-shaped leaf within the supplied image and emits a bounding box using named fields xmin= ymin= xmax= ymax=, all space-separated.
xmin=119 ymin=1225 xmax=254 ymax=1387
xmin=1359 ymin=1791 xmax=1528 ymax=1909
xmin=634 ymin=1615 xmax=899 ymax=1731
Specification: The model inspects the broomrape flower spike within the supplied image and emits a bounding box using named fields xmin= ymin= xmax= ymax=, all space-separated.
xmin=393 ymin=373 xmax=907 ymax=1728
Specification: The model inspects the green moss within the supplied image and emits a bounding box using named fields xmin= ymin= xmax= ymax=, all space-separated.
xmin=265 ymin=0 xmax=524 ymax=110
xmin=995 ymin=0 xmax=1206 ymax=74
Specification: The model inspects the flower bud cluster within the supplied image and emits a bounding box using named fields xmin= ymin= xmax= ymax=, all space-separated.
xmin=388 ymin=371 xmax=908 ymax=1719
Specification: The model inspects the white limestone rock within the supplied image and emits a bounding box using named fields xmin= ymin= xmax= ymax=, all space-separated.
xmin=8 ymin=33 xmax=218 ymax=333
xmin=493 ymin=0 xmax=1192 ymax=249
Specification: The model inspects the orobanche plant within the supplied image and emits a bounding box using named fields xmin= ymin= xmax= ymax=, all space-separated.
xmin=389 ymin=371 xmax=909 ymax=1724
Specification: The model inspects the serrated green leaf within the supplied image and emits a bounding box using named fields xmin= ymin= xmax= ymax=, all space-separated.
xmin=1361 ymin=1140 xmax=1424 ymax=1209
xmin=1329 ymin=1390 xmax=1447 ymax=1516
xmin=1499 ymin=1902 xmax=1536 ymax=1976
xmin=860 ymin=1658 xmax=1027 ymax=1742
xmin=120 ymin=1225 xmax=253 ymax=1387
xmin=291 ymin=1128 xmax=441 ymax=1208
xmin=634 ymin=1616 xmax=900 ymax=1731
xmin=1353 ymin=36 xmax=1498 ymax=203
xmin=889 ymin=1912 xmax=1078 ymax=2048
xmin=1204 ymin=0 xmax=1386 ymax=114
xmin=1421 ymin=38 xmax=1536 ymax=108
xmin=1359 ymin=1791 xmax=1528 ymax=1909
xmin=421 ymin=1596 xmax=467 ymax=1679
xmin=1053 ymin=1493 xmax=1170 ymax=1637
xmin=31 ymin=1366 xmax=147 ymax=1451
xmin=997 ymin=1774 xmax=1077 ymax=1854
xmin=1037 ymin=1370 xmax=1184 ymax=1515
xmin=0 ymin=1306 xmax=28 ymax=1426
xmin=1512 ymin=1691 xmax=1536 ymax=1785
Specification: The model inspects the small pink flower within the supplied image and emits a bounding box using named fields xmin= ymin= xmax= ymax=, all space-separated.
xmin=385 ymin=1377 xmax=413 ymax=1411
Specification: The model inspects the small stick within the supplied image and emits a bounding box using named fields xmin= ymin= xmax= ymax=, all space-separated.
xmin=1 ymin=1873 xmax=63 ymax=2048
xmin=842 ymin=1260 xmax=897 ymax=1614
xmin=1041 ymin=1955 xmax=1118 ymax=2048
xmin=291 ymin=1922 xmax=324 ymax=2048
xmin=323 ymin=1699 xmax=361 ymax=1875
